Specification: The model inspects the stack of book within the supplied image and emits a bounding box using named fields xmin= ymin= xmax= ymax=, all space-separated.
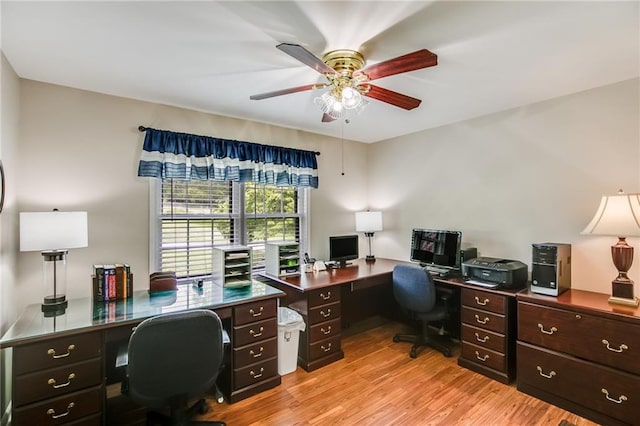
xmin=92 ymin=264 xmax=133 ymax=302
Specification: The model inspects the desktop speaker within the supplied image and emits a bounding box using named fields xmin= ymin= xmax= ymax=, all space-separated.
xmin=531 ymin=243 xmax=571 ymax=296
xmin=460 ymin=247 xmax=478 ymax=264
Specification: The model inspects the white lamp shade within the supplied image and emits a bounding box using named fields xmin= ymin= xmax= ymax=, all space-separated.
xmin=581 ymin=193 xmax=640 ymax=237
xmin=20 ymin=211 xmax=88 ymax=251
xmin=355 ymin=211 xmax=383 ymax=233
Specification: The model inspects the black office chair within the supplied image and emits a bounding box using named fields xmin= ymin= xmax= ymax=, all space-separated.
xmin=392 ymin=264 xmax=452 ymax=358
xmin=121 ymin=309 xmax=226 ymax=425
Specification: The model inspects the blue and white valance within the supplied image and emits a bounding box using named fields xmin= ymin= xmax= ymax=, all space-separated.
xmin=137 ymin=127 xmax=319 ymax=188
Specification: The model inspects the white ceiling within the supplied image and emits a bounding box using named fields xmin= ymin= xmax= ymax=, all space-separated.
xmin=2 ymin=1 xmax=638 ymax=143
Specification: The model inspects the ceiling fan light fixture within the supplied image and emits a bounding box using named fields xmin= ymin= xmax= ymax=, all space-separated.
xmin=341 ymin=86 xmax=362 ymax=109
xmin=314 ymin=91 xmax=346 ymax=119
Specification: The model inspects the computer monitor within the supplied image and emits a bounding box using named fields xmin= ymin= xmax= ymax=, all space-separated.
xmin=329 ymin=235 xmax=359 ymax=268
xmin=410 ymin=228 xmax=462 ymax=271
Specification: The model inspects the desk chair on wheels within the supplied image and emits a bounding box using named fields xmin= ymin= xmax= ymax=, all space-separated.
xmin=392 ymin=264 xmax=452 ymax=358
xmin=121 ymin=309 xmax=226 ymax=426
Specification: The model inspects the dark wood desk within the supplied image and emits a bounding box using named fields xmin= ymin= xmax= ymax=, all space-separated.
xmin=0 ymin=280 xmax=284 ymax=425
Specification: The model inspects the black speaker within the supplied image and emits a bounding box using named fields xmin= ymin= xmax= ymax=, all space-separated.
xmin=531 ymin=243 xmax=571 ymax=296
xmin=460 ymin=247 xmax=478 ymax=264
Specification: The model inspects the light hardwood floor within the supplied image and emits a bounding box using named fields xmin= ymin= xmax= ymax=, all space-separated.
xmin=198 ymin=318 xmax=598 ymax=425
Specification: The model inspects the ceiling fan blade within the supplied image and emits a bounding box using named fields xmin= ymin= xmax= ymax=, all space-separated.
xmin=277 ymin=43 xmax=337 ymax=75
xmin=321 ymin=113 xmax=336 ymax=123
xmin=354 ymin=49 xmax=437 ymax=81
xmin=250 ymin=84 xmax=322 ymax=100
xmin=362 ymin=84 xmax=422 ymax=110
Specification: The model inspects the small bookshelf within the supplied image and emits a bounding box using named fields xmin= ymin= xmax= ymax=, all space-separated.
xmin=213 ymin=246 xmax=253 ymax=288
xmin=265 ymin=241 xmax=300 ymax=277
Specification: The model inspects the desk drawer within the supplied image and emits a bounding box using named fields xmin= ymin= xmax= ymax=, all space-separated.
xmin=309 ymin=335 xmax=341 ymax=360
xmin=308 ymin=288 xmax=341 ymax=307
xmin=13 ymin=386 xmax=102 ymax=426
xmin=462 ymin=289 xmax=506 ymax=314
xmin=308 ymin=302 xmax=340 ymax=325
xmin=517 ymin=342 xmax=640 ymax=425
xmin=518 ymin=301 xmax=640 ymax=375
xmin=461 ymin=342 xmax=506 ymax=373
xmin=234 ymin=299 xmax=277 ymax=326
xmin=233 ymin=357 xmax=278 ymax=390
xmin=308 ymin=318 xmax=341 ymax=342
xmin=461 ymin=306 xmax=506 ymax=334
xmin=233 ymin=318 xmax=277 ymax=347
xmin=461 ymin=324 xmax=505 ymax=354
xmin=14 ymin=332 xmax=102 ymax=375
xmin=233 ymin=337 xmax=277 ymax=368
xmin=14 ymin=358 xmax=102 ymax=407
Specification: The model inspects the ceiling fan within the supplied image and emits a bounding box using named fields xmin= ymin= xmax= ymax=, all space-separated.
xmin=249 ymin=43 xmax=438 ymax=122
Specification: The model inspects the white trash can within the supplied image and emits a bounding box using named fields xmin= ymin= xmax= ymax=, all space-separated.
xmin=277 ymin=307 xmax=306 ymax=375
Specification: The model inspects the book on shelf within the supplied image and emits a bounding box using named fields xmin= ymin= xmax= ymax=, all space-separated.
xmin=92 ymin=263 xmax=134 ymax=302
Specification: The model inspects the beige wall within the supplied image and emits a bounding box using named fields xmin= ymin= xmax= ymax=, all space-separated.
xmin=369 ymin=78 xmax=640 ymax=296
xmin=12 ymin=79 xmax=368 ymax=316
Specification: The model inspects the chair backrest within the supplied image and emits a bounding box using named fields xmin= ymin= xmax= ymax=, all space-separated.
xmin=126 ymin=309 xmax=224 ymax=410
xmin=392 ymin=264 xmax=437 ymax=313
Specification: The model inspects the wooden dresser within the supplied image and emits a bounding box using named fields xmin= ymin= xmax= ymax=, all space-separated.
xmin=457 ymin=286 xmax=518 ymax=384
xmin=517 ymin=289 xmax=640 ymax=426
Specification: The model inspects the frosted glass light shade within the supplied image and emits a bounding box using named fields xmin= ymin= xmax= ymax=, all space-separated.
xmin=581 ymin=193 xmax=640 ymax=237
xmin=20 ymin=211 xmax=88 ymax=251
xmin=355 ymin=211 xmax=383 ymax=233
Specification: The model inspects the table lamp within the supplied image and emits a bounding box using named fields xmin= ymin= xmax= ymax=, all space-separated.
xmin=20 ymin=210 xmax=88 ymax=314
xmin=355 ymin=211 xmax=383 ymax=262
xmin=581 ymin=190 xmax=640 ymax=307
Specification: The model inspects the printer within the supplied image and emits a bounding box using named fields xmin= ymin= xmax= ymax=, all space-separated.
xmin=461 ymin=257 xmax=528 ymax=289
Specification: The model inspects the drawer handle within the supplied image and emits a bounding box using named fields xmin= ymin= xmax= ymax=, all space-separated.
xmin=474 ymin=296 xmax=489 ymax=306
xmin=320 ymin=291 xmax=331 ymax=300
xmin=250 ymin=367 xmax=264 ymax=379
xmin=601 ymin=388 xmax=628 ymax=404
xmin=321 ymin=343 xmax=332 ymax=352
xmin=537 ymin=324 xmax=558 ymax=335
xmin=602 ymin=339 xmax=629 ymax=353
xmin=536 ymin=366 xmax=556 ymax=379
xmin=47 ymin=402 xmax=75 ymax=419
xmin=249 ymin=327 xmax=264 ymax=338
xmin=249 ymin=307 xmax=264 ymax=317
xmin=249 ymin=347 xmax=264 ymax=358
xmin=321 ymin=326 xmax=332 ymax=335
xmin=474 ymin=315 xmax=489 ymax=325
xmin=48 ymin=373 xmax=76 ymax=389
xmin=474 ymin=333 xmax=489 ymax=343
xmin=320 ymin=309 xmax=331 ymax=318
xmin=47 ymin=344 xmax=75 ymax=359
xmin=474 ymin=351 xmax=489 ymax=362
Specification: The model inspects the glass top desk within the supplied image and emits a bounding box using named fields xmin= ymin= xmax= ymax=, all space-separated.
xmin=1 ymin=279 xmax=284 ymax=425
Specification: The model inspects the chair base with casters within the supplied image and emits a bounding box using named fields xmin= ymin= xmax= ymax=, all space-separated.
xmin=393 ymin=317 xmax=452 ymax=358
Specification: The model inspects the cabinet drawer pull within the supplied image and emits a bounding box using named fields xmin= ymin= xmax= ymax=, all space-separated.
xmin=536 ymin=366 xmax=556 ymax=379
xmin=601 ymin=388 xmax=628 ymax=404
xmin=250 ymin=367 xmax=264 ymax=379
xmin=474 ymin=315 xmax=489 ymax=325
xmin=474 ymin=351 xmax=489 ymax=362
xmin=537 ymin=324 xmax=557 ymax=335
xmin=249 ymin=307 xmax=264 ymax=317
xmin=48 ymin=373 xmax=76 ymax=389
xmin=474 ymin=333 xmax=489 ymax=343
xmin=47 ymin=402 xmax=75 ymax=419
xmin=321 ymin=343 xmax=332 ymax=352
xmin=320 ymin=291 xmax=331 ymax=300
xmin=474 ymin=296 xmax=489 ymax=306
xmin=249 ymin=327 xmax=264 ymax=338
xmin=321 ymin=326 xmax=332 ymax=335
xmin=47 ymin=344 xmax=75 ymax=359
xmin=320 ymin=309 xmax=331 ymax=318
xmin=602 ymin=339 xmax=629 ymax=353
xmin=249 ymin=347 xmax=264 ymax=358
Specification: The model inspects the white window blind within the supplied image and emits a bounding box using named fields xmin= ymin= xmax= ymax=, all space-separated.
xmin=156 ymin=179 xmax=306 ymax=279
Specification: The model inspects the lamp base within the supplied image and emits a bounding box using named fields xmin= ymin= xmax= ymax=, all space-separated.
xmin=365 ymin=255 xmax=376 ymax=263
xmin=608 ymin=295 xmax=640 ymax=307
xmin=42 ymin=295 xmax=68 ymax=316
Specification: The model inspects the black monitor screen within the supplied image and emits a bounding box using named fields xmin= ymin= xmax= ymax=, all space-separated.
xmin=410 ymin=229 xmax=462 ymax=269
xmin=329 ymin=235 xmax=359 ymax=267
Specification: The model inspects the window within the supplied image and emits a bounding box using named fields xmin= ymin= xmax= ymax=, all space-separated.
xmin=153 ymin=179 xmax=307 ymax=280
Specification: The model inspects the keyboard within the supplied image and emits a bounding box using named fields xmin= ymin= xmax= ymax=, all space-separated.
xmin=424 ymin=266 xmax=449 ymax=275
